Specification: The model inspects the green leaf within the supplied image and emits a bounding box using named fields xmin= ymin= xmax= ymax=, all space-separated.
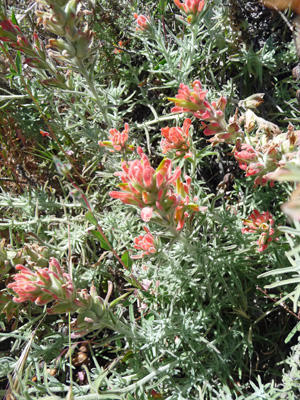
xmin=11 ymin=11 xmax=18 ymax=26
xmin=121 ymin=350 xmax=133 ymax=362
xmin=285 ymin=321 xmax=300 ymax=343
xmin=110 ymin=291 xmax=132 ymax=308
xmin=121 ymin=250 xmax=133 ymax=269
xmin=85 ymin=211 xmax=98 ymax=226
xmin=293 ymin=284 xmax=300 ymax=312
xmin=259 ymin=265 xmax=300 ymax=278
xmin=158 ymin=0 xmax=167 ymax=14
xmin=265 ymin=279 xmax=300 ymax=289
xmin=15 ymin=51 xmax=22 ymax=76
xmin=90 ymin=230 xmax=111 ymax=250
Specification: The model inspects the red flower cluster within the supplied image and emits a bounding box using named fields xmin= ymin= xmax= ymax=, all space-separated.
xmin=7 ymin=258 xmax=75 ymax=311
xmin=110 ymin=147 xmax=199 ymax=229
xmin=168 ymin=80 xmax=228 ymax=138
xmin=132 ymin=227 xmax=157 ymax=259
xmin=133 ymin=13 xmax=150 ymax=32
xmin=174 ymin=0 xmax=205 ymax=23
xmin=168 ymin=82 xmax=298 ymax=188
xmin=99 ymin=123 xmax=134 ymax=153
xmin=161 ymin=118 xmax=192 ymax=158
xmin=242 ymin=210 xmax=277 ymax=252
xmin=109 ymin=147 xmax=181 ymax=221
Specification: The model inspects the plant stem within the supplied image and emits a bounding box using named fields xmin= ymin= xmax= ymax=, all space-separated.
xmin=186 ymin=23 xmax=198 ymax=75
xmin=76 ymin=58 xmax=111 ymax=128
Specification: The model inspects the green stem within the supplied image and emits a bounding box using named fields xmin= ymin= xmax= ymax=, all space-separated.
xmin=136 ymin=113 xmax=179 ymax=128
xmin=76 ymin=58 xmax=111 ymax=128
xmin=68 ymin=312 xmax=73 ymax=387
xmin=111 ymin=319 xmax=144 ymax=342
xmin=187 ymin=23 xmax=198 ymax=75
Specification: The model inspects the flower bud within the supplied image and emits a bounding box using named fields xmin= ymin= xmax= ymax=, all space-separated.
xmin=239 ymin=93 xmax=265 ymax=109
xmin=133 ymin=13 xmax=150 ymax=31
xmin=75 ymin=27 xmax=93 ymax=60
xmin=49 ymin=38 xmax=76 ymax=58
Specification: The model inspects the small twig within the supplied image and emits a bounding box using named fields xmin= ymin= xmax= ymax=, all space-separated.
xmin=278 ymin=10 xmax=294 ymax=31
xmin=0 ymin=178 xmax=27 ymax=184
xmin=256 ymin=285 xmax=300 ymax=320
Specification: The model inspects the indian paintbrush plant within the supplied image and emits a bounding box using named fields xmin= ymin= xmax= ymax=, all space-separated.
xmin=7 ymin=257 xmax=143 ymax=340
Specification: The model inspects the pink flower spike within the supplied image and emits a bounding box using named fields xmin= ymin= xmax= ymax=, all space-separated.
xmin=49 ymin=257 xmax=62 ymax=274
xmin=7 ymin=259 xmax=76 ymax=309
xmin=132 ymin=227 xmax=157 ymax=258
xmin=15 ymin=264 xmax=35 ymax=275
xmin=174 ymin=0 xmax=205 ymax=23
xmin=111 ymin=149 xmax=197 ymax=225
xmin=133 ymin=13 xmax=150 ymax=31
xmin=161 ymin=118 xmax=192 ymax=158
xmin=99 ymin=123 xmax=133 ymax=153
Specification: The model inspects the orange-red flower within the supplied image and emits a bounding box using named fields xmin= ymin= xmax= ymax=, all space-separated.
xmin=168 ymin=81 xmax=227 ymax=135
xmin=133 ymin=13 xmax=150 ymax=31
xmin=242 ymin=210 xmax=276 ymax=252
xmin=174 ymin=0 xmax=205 ymax=23
xmin=114 ymin=40 xmax=123 ymax=54
xmin=109 ymin=147 xmax=181 ymax=222
xmin=110 ymin=148 xmax=199 ymax=229
xmin=161 ymin=118 xmax=192 ymax=158
xmin=169 ymin=80 xmax=209 ymax=116
xmin=132 ymin=227 xmax=157 ymax=259
xmin=7 ymin=258 xmax=76 ymax=311
xmin=40 ymin=130 xmax=51 ymax=138
xmin=99 ymin=123 xmax=134 ymax=153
